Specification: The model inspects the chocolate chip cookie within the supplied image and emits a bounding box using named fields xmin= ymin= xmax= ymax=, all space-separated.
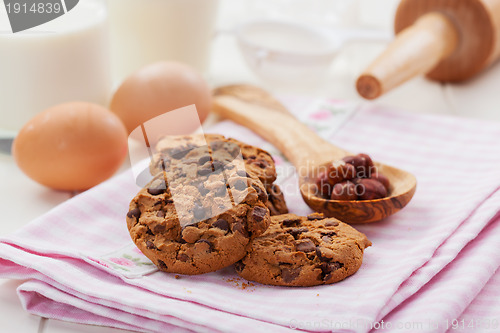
xmin=150 ymin=134 xmax=287 ymax=215
xmin=151 ymin=134 xmax=276 ymax=186
xmin=235 ymin=213 xmax=371 ymax=287
xmin=127 ymin=144 xmax=272 ymax=275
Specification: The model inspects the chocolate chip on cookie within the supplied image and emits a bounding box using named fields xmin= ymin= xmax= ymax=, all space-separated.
xmin=307 ymin=212 xmax=324 ymax=220
xmin=147 ymin=179 xmax=167 ymax=196
xmin=235 ymin=214 xmax=371 ymax=287
xmin=213 ymin=218 xmax=230 ymax=232
xmin=127 ymin=208 xmax=141 ymax=219
xmin=295 ymin=239 xmax=316 ymax=253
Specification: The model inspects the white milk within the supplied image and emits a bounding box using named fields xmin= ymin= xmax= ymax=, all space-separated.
xmin=107 ymin=0 xmax=219 ymax=83
xmin=0 ymin=0 xmax=111 ymax=132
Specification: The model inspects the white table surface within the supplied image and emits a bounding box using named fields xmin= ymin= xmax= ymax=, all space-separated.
xmin=2 ymin=0 xmax=500 ymax=332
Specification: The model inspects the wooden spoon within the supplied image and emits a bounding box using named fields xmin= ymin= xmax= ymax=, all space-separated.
xmin=212 ymin=85 xmax=416 ymax=223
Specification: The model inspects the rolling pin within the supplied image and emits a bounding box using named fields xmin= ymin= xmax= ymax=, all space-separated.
xmin=356 ymin=0 xmax=500 ymax=99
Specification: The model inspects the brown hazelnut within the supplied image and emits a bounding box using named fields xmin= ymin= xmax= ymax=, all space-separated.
xmin=340 ymin=163 xmax=356 ymax=180
xmin=343 ymin=155 xmax=364 ymax=170
xmin=356 ymin=178 xmax=388 ymax=200
xmin=359 ymin=153 xmax=375 ymax=178
xmin=344 ymin=154 xmax=376 ymax=178
xmin=316 ymin=170 xmax=333 ymax=197
xmin=330 ymin=181 xmax=357 ymax=201
xmin=372 ymin=171 xmax=390 ymax=191
xmin=325 ymin=162 xmax=346 ymax=184
xmin=316 ymin=161 xmax=357 ymax=198
xmin=327 ymin=161 xmax=356 ymax=183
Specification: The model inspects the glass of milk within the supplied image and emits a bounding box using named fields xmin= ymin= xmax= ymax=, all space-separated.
xmin=0 ymin=0 xmax=111 ymax=133
xmin=107 ymin=0 xmax=220 ymax=83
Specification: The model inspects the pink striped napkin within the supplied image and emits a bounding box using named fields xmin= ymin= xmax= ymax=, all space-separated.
xmin=1 ymin=98 xmax=500 ymax=333
xmin=454 ymin=265 xmax=500 ymax=332
xmin=375 ymin=199 xmax=500 ymax=332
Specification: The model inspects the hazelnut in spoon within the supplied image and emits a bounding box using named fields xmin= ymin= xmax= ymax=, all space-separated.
xmin=317 ymin=154 xmax=390 ymax=201
xmin=212 ymin=85 xmax=416 ymax=223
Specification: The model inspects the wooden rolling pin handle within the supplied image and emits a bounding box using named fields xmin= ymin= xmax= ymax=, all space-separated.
xmin=356 ymin=12 xmax=459 ymax=100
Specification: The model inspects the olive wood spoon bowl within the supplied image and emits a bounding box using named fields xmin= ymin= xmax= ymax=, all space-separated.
xmin=212 ymin=84 xmax=417 ymax=224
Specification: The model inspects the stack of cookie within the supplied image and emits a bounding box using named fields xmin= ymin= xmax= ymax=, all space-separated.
xmin=127 ymin=134 xmax=371 ymax=286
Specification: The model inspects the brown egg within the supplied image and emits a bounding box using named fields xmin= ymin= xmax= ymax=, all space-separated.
xmin=13 ymin=102 xmax=128 ymax=191
xmin=110 ymin=61 xmax=212 ymax=137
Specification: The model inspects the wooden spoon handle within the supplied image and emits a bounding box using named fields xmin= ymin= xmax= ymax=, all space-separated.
xmin=212 ymin=85 xmax=348 ymax=170
xmin=356 ymin=12 xmax=459 ymax=99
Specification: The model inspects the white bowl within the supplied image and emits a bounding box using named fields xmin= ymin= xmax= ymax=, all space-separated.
xmin=235 ymin=19 xmax=342 ymax=84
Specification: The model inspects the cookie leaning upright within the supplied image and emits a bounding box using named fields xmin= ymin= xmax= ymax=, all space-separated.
xmin=235 ymin=214 xmax=372 ymax=287
xmin=150 ymin=134 xmax=276 ymax=186
xmin=150 ymin=134 xmax=288 ymax=215
xmin=127 ymin=140 xmax=272 ymax=275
